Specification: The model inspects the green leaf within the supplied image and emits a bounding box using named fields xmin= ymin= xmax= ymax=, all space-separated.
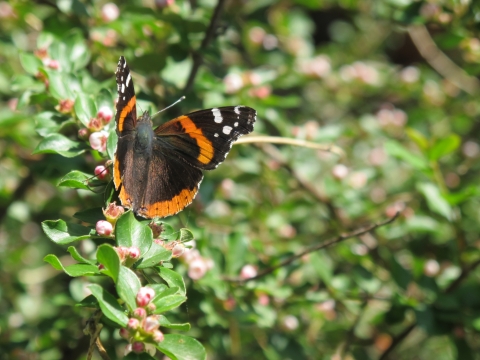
xmin=88 ymin=284 xmax=129 ymax=327
xmin=160 ymin=223 xmax=178 ymax=241
xmin=417 ymin=183 xmax=453 ymax=220
xmin=153 ymin=295 xmax=187 ymax=314
xmin=64 ymin=30 xmax=90 ymax=71
xmin=157 ymin=267 xmax=186 ymax=295
xmin=74 ymin=93 xmax=96 ymax=126
xmin=33 ymin=134 xmax=86 ymax=158
xmin=97 ymin=244 xmax=121 ymax=283
xmin=156 ymin=334 xmax=206 ymax=360
xmin=57 ymin=170 xmax=93 ymax=190
xmin=136 ymin=243 xmax=171 ymax=269
xmin=405 ymin=128 xmax=428 ymax=150
xmin=73 ymin=207 xmax=105 ymax=224
xmin=19 ymin=53 xmax=42 ymax=75
xmin=44 ymin=254 xmax=99 ymax=276
xmin=428 ymin=134 xmax=461 ymax=161
xmin=179 ymin=228 xmax=194 ymax=242
xmin=41 ymin=219 xmax=91 ymax=244
xmin=385 ymin=140 xmax=429 ymax=170
xmin=107 ymin=129 xmax=117 ymax=161
xmin=115 ymin=212 xmax=153 ymax=256
xmin=158 ymin=315 xmax=191 ymax=331
xmin=226 ymin=232 xmax=247 ymax=276
xmin=116 ymin=266 xmax=141 ymax=311
xmin=47 ymin=70 xmax=74 ymax=100
xmin=67 ymin=246 xmax=95 ymax=265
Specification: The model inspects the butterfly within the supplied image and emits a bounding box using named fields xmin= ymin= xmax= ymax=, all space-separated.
xmin=113 ymin=56 xmax=256 ymax=218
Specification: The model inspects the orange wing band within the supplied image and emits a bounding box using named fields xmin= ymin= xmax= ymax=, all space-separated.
xmin=138 ymin=187 xmax=197 ymax=218
xmin=177 ymin=116 xmax=214 ymax=165
xmin=118 ymin=95 xmax=136 ymax=132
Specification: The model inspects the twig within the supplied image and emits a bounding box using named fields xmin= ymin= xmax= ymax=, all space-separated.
xmin=445 ymin=258 xmax=480 ymax=294
xmin=377 ymin=258 xmax=480 ymax=359
xmin=183 ymin=0 xmax=227 ymax=93
xmin=258 ymin=143 xmax=342 ymax=224
xmin=378 ymin=323 xmax=416 ymax=360
xmin=225 ymin=212 xmax=400 ymax=283
xmin=408 ymin=25 xmax=480 ymax=95
xmin=84 ymin=310 xmax=110 ymax=360
xmin=235 ymin=135 xmax=345 ymax=157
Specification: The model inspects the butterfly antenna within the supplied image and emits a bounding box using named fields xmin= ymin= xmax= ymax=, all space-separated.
xmin=152 ymin=96 xmax=186 ymax=118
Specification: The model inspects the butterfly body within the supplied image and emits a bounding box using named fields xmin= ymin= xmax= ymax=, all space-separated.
xmin=113 ymin=56 xmax=256 ymax=219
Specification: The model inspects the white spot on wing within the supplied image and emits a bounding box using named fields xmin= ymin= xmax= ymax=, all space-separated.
xmin=223 ymin=126 xmax=232 ymax=135
xmin=123 ymin=61 xmax=127 ymax=68
xmin=234 ymin=106 xmax=241 ymax=115
xmin=214 ymin=133 xmax=219 ymax=137
xmin=234 ymin=122 xmax=238 ymax=127
xmin=121 ymin=83 xmax=125 ymax=93
xmin=126 ymin=73 xmax=131 ymax=87
xmin=212 ymin=108 xmax=223 ymax=123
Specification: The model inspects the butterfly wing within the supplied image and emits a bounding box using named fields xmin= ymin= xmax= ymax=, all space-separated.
xmin=136 ymin=140 xmax=204 ymax=218
xmin=115 ymin=56 xmax=137 ymax=134
xmin=113 ymin=56 xmax=138 ymax=203
xmin=154 ymin=106 xmax=256 ymax=170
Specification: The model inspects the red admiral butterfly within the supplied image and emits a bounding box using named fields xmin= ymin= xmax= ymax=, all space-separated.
xmin=113 ymin=56 xmax=256 ymax=218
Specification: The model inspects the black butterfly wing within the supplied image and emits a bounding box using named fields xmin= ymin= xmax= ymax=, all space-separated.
xmin=115 ymin=56 xmax=137 ymax=135
xmin=136 ymin=141 xmax=204 ymax=219
xmin=154 ymin=106 xmax=256 ymax=170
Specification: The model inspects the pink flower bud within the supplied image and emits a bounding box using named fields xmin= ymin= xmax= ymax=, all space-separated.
xmin=127 ymin=318 xmax=139 ymax=329
xmin=240 ymin=264 xmax=257 ymax=280
xmin=143 ymin=315 xmax=160 ymax=333
xmin=46 ymin=59 xmax=60 ymax=70
xmin=155 ymin=0 xmax=174 ymax=8
xmin=115 ymin=246 xmax=128 ymax=262
xmin=87 ymin=117 xmax=103 ymax=132
xmin=128 ymin=247 xmax=140 ymax=259
xmin=98 ymin=264 xmax=105 ymax=270
xmin=258 ymin=294 xmax=270 ymax=306
xmin=103 ymin=202 xmax=124 ymax=224
xmin=171 ymin=243 xmax=185 ymax=258
xmin=96 ymin=220 xmax=113 ymax=236
xmin=133 ymin=307 xmax=147 ymax=319
xmin=136 ymin=287 xmax=155 ymax=307
xmin=101 ymin=3 xmax=119 ymax=22
xmin=132 ymin=341 xmax=145 ymax=353
xmin=119 ymin=327 xmax=130 ymax=339
xmin=94 ymin=165 xmax=109 ymax=180
xmin=97 ymin=106 xmax=113 ymax=124
xmin=154 ymin=239 xmax=164 ymax=246
xmin=89 ymin=131 xmax=108 ymax=152
xmin=152 ymin=330 xmax=164 ymax=342
xmin=78 ymin=128 xmax=90 ymax=140
xmin=332 ymin=164 xmax=348 ymax=180
xmin=57 ymin=99 xmax=74 ymax=114
xmin=147 ymin=302 xmax=156 ymax=312
xmin=188 ymin=258 xmax=208 ymax=280
xmin=282 ymin=315 xmax=299 ymax=331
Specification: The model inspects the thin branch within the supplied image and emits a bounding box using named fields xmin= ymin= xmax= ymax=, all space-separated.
xmin=378 ymin=258 xmax=480 ymax=359
xmin=378 ymin=323 xmax=416 ymax=360
xmin=84 ymin=310 xmax=110 ymax=360
xmin=235 ymin=135 xmax=345 ymax=157
xmin=408 ymin=25 xmax=480 ymax=95
xmin=258 ymin=143 xmax=342 ymax=224
xmin=183 ymin=0 xmax=228 ymax=93
xmin=225 ymin=212 xmax=400 ymax=283
xmin=445 ymin=258 xmax=480 ymax=294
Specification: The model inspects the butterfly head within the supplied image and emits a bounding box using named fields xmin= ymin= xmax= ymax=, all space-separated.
xmin=137 ymin=110 xmax=153 ymax=126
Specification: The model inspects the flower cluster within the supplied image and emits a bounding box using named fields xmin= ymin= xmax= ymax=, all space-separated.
xmin=121 ymin=287 xmax=165 ymax=356
xmin=78 ymin=106 xmax=114 ymax=153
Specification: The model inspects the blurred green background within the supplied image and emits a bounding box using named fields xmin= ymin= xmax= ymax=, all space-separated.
xmin=2 ymin=0 xmax=480 ymax=359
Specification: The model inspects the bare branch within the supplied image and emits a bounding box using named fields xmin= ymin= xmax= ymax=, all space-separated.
xmin=84 ymin=311 xmax=110 ymax=360
xmin=225 ymin=212 xmax=401 ymax=283
xmin=235 ymin=135 xmax=345 ymax=157
xmin=183 ymin=0 xmax=228 ymax=93
xmin=408 ymin=25 xmax=480 ymax=95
